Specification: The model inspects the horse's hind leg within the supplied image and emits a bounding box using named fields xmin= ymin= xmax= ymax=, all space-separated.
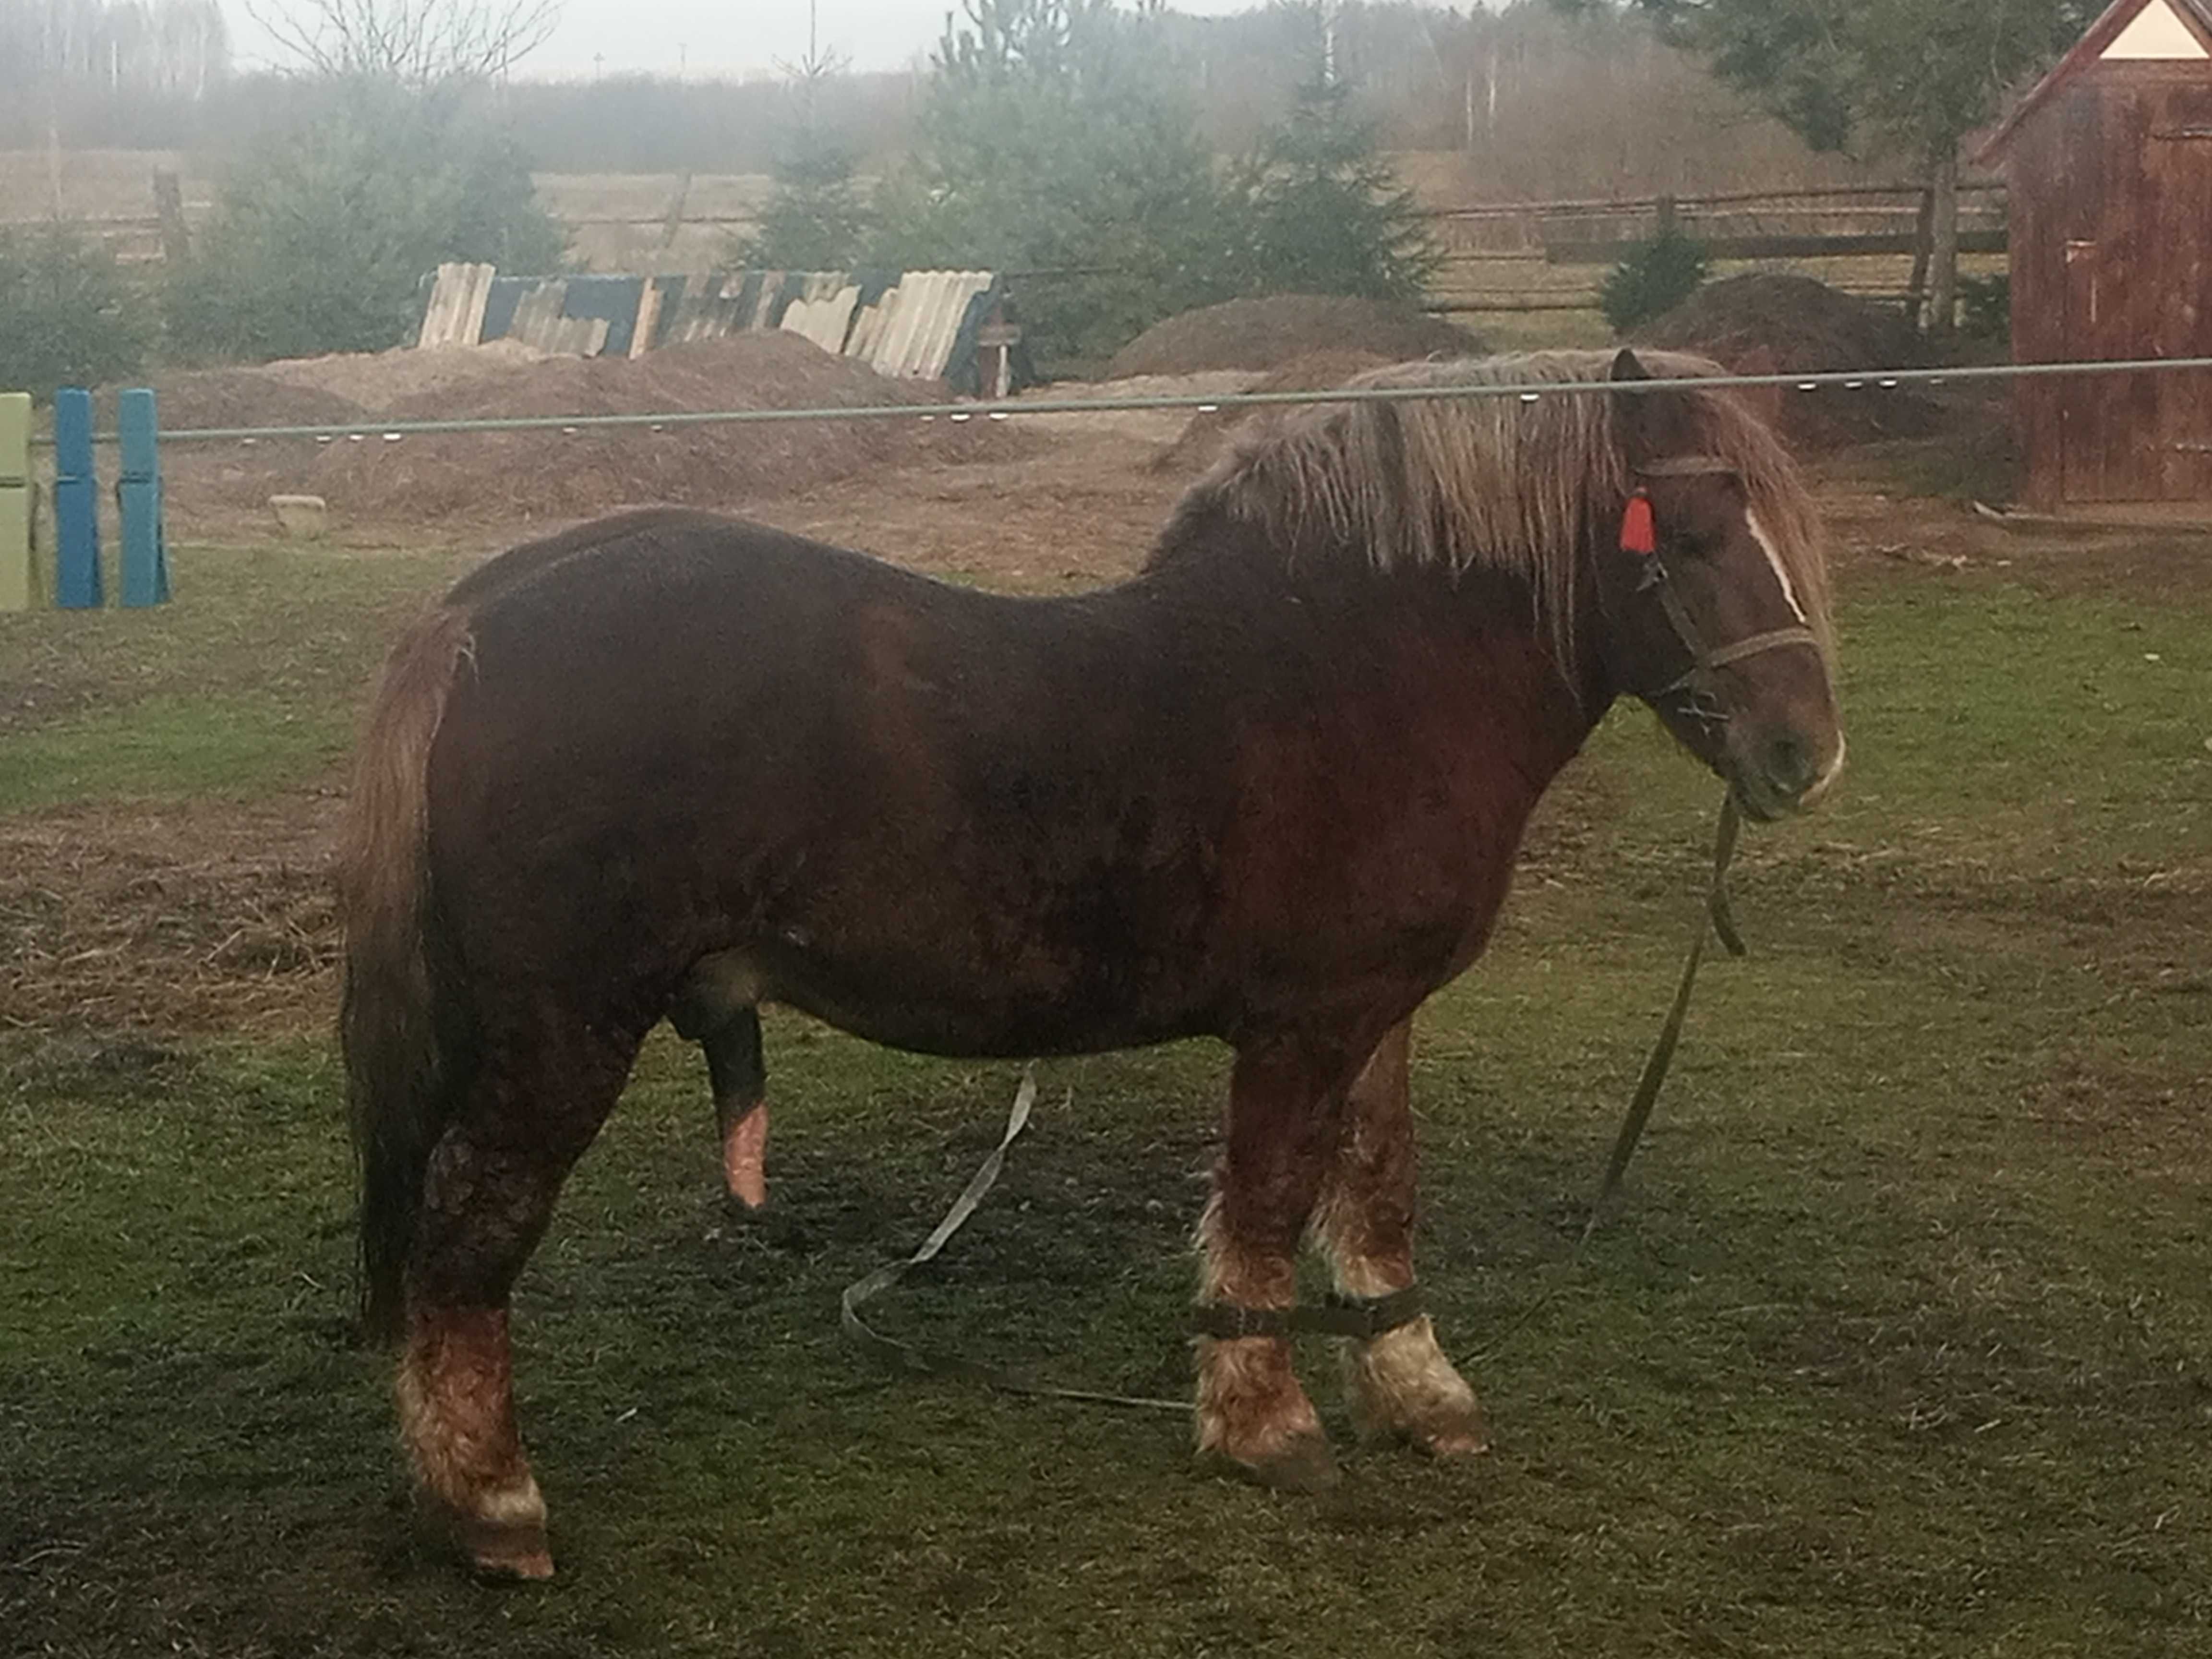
xmin=1311 ymin=1019 xmax=1488 ymax=1459
xmin=399 ymin=1007 xmax=645 ymax=1579
xmin=1193 ymin=1038 xmax=1348 ymax=1492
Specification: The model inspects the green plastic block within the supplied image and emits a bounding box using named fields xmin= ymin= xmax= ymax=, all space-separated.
xmin=0 ymin=392 xmax=32 ymax=612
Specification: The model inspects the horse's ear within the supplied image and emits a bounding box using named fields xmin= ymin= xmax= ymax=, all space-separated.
xmin=1610 ymin=349 xmax=1699 ymax=469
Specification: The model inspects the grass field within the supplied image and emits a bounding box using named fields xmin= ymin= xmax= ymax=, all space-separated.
xmin=2 ymin=501 xmax=2209 ymax=1656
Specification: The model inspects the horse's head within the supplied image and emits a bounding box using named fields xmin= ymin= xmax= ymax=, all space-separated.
xmin=1593 ymin=349 xmax=1844 ymax=822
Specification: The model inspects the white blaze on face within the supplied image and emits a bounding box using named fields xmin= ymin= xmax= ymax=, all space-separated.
xmin=1746 ymin=510 xmax=1811 ymax=626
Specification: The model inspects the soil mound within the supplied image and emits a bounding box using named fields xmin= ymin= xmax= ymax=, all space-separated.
xmin=1107 ymin=295 xmax=1478 ymax=380
xmin=156 ymin=333 xmax=1022 ymax=532
xmin=1153 ymin=349 xmax=1393 ymax=474
xmin=256 ymin=339 xmax=550 ymax=414
xmin=110 ymin=370 xmax=369 ymax=434
xmin=1636 ymin=274 xmax=1940 ymax=450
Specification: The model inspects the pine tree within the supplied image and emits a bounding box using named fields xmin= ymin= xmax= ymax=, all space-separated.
xmin=1228 ymin=71 xmax=1441 ymax=306
xmin=734 ymin=26 xmax=874 ymax=273
xmin=739 ymin=145 xmax=873 ymax=272
xmin=867 ymin=0 xmax=1236 ymax=370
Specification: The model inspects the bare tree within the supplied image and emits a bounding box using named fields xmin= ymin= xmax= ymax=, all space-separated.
xmin=1 ymin=0 xmax=231 ymax=99
xmin=245 ymin=0 xmax=561 ymax=83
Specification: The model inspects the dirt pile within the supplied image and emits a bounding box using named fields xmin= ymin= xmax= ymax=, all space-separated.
xmin=254 ymin=339 xmax=551 ymax=413
xmin=1107 ymin=295 xmax=1479 ymax=379
xmin=154 ymin=333 xmax=1023 ymax=533
xmin=1152 ymin=349 xmax=1393 ymax=474
xmin=1636 ymin=274 xmax=1940 ymax=450
xmin=108 ymin=370 xmax=370 ymax=434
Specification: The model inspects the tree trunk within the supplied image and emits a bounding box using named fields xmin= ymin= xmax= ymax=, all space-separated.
xmin=1926 ymin=147 xmax=1960 ymax=339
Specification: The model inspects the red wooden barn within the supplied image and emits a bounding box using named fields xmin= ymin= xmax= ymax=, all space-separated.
xmin=1980 ymin=0 xmax=2212 ymax=508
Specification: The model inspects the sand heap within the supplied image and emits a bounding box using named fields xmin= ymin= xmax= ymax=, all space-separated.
xmin=1636 ymin=274 xmax=1941 ymax=450
xmin=1107 ymin=295 xmax=1479 ymax=379
xmin=152 ymin=333 xmax=1021 ymax=532
xmin=104 ymin=369 xmax=370 ymax=434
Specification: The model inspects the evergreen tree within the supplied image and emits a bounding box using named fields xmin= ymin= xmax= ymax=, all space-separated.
xmin=0 ymin=222 xmax=150 ymax=397
xmin=739 ymin=145 xmax=873 ymax=272
xmin=1600 ymin=221 xmax=1709 ymax=334
xmin=734 ymin=44 xmax=874 ymax=272
xmin=166 ymin=79 xmax=565 ymax=361
xmin=1227 ymin=71 xmax=1441 ymax=306
xmin=867 ymin=0 xmax=1237 ymax=371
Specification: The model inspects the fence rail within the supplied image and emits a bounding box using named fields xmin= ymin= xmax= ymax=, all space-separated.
xmin=9 ymin=170 xmax=2009 ymax=321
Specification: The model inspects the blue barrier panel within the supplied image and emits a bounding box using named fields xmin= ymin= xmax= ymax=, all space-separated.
xmin=118 ymin=388 xmax=169 ymax=608
xmin=0 ymin=392 xmax=30 ymax=611
xmin=53 ymin=387 xmax=102 ymax=609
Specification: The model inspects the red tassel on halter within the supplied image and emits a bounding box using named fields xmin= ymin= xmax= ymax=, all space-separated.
xmin=1619 ymin=490 xmax=1657 ymax=555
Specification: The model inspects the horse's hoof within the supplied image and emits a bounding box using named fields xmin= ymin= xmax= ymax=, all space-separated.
xmin=1202 ymin=1431 xmax=1341 ymax=1493
xmin=1345 ymin=1319 xmax=1491 ymax=1458
xmin=1411 ymin=1416 xmax=1491 ymax=1459
xmin=456 ymin=1515 xmax=555 ymax=1581
xmin=1366 ymin=1393 xmax=1490 ymax=1459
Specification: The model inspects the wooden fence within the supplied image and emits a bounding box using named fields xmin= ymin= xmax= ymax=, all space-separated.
xmin=1421 ymin=182 xmax=2008 ymax=318
xmin=7 ymin=166 xmax=2008 ymax=323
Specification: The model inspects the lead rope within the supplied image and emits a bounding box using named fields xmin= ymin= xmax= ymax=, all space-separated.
xmin=839 ymin=1069 xmax=1190 ymax=1412
xmin=842 ymin=790 xmax=1744 ymax=1399
xmin=1463 ymin=789 xmax=1744 ymax=1363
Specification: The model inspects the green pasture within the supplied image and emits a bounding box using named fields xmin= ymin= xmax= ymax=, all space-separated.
xmin=1 ymin=535 xmax=2207 ymax=1656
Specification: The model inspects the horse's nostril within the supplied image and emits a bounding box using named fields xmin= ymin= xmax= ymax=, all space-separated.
xmin=1764 ymin=732 xmax=1820 ymax=796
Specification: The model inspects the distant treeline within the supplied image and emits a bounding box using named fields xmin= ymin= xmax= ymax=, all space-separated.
xmin=11 ymin=1 xmax=1882 ymax=200
xmin=0 ymin=0 xmax=228 ymax=133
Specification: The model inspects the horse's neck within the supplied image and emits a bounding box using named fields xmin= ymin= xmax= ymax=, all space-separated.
xmin=1131 ymin=505 xmax=1604 ymax=813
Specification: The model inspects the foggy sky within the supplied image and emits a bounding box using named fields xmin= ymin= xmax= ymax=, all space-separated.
xmin=220 ymin=0 xmax=1310 ymax=82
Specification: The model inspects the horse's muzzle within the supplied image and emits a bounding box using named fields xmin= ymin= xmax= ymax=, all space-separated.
xmin=1732 ymin=731 xmax=1846 ymax=822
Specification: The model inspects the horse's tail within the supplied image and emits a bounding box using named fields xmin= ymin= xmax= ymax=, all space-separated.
xmin=339 ymin=605 xmax=475 ymax=1347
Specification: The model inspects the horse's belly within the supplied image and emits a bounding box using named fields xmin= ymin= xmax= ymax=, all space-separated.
xmin=686 ymin=945 xmax=1216 ymax=1060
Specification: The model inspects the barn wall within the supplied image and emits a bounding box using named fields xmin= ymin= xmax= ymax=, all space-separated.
xmin=2008 ymin=64 xmax=2212 ymax=507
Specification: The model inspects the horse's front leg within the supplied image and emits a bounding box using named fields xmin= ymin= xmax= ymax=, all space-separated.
xmin=1312 ymin=1019 xmax=1489 ymax=1458
xmin=1193 ymin=1037 xmax=1353 ymax=1491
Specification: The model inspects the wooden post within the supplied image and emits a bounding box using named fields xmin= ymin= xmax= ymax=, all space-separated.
xmin=0 ymin=393 xmax=31 ymax=612
xmin=975 ymin=318 xmax=1023 ymax=399
xmin=661 ymin=172 xmax=693 ymax=251
xmin=1928 ymin=150 xmax=1961 ymax=338
xmin=118 ymin=389 xmax=169 ymax=608
xmin=1906 ymin=184 xmax=1936 ymax=323
xmin=153 ymin=170 xmax=192 ymax=265
xmin=53 ymin=389 xmax=102 ymax=610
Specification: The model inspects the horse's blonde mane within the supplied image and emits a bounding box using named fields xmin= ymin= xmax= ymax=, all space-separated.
xmin=1170 ymin=349 xmax=1832 ymax=670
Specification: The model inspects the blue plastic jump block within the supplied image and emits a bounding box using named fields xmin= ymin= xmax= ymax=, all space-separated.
xmin=53 ymin=387 xmax=102 ymax=610
xmin=118 ymin=388 xmax=169 ymax=608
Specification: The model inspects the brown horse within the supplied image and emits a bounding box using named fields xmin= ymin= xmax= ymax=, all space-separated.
xmin=340 ymin=349 xmax=1843 ymax=1578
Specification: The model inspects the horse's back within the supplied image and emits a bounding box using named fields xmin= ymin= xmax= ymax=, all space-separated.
xmin=446 ymin=508 xmax=733 ymax=608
